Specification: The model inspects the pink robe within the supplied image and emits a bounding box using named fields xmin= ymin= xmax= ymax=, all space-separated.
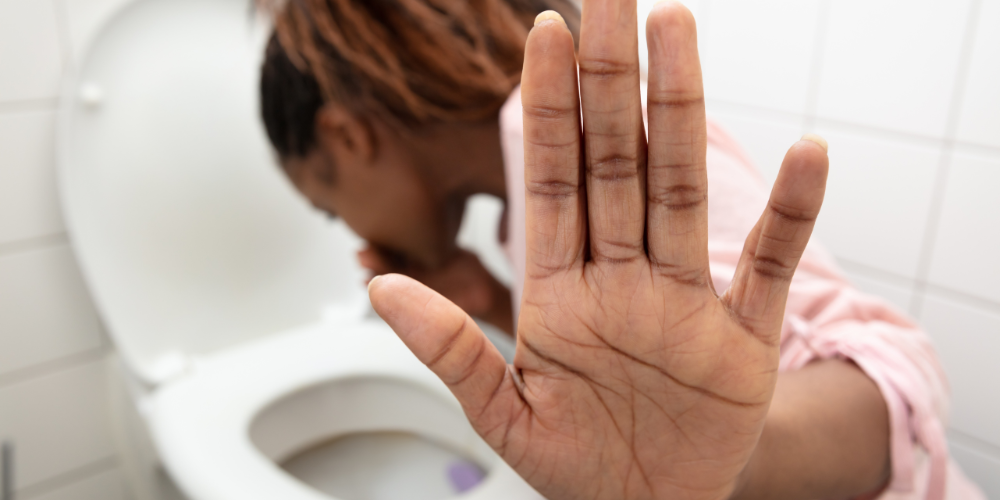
xmin=498 ymin=87 xmax=985 ymax=500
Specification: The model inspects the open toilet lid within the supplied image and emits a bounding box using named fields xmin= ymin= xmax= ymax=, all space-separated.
xmin=57 ymin=0 xmax=366 ymax=385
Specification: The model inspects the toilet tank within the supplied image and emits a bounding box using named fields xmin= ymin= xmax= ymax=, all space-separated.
xmin=57 ymin=0 xmax=366 ymax=385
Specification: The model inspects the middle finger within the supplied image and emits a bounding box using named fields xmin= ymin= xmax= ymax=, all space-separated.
xmin=579 ymin=0 xmax=647 ymax=265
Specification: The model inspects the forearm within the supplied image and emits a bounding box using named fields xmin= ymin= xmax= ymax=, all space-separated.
xmin=732 ymin=359 xmax=891 ymax=500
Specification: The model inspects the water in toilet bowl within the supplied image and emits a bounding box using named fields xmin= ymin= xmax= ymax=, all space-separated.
xmin=282 ymin=431 xmax=486 ymax=500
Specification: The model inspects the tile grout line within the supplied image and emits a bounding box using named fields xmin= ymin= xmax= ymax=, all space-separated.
xmin=49 ymin=0 xmax=75 ymax=74
xmin=835 ymin=256 xmax=1000 ymax=314
xmin=704 ymin=97 xmax=1000 ymax=157
xmin=948 ymin=428 xmax=1000 ymax=458
xmin=16 ymin=456 xmax=119 ymax=500
xmin=802 ymin=0 xmax=831 ymax=133
xmin=835 ymin=258 xmax=919 ymax=287
xmin=0 ymin=346 xmax=111 ymax=389
xmin=922 ymin=283 xmax=1000 ymax=316
xmin=0 ymin=233 xmax=69 ymax=258
xmin=909 ymin=0 xmax=984 ymax=319
xmin=0 ymin=98 xmax=59 ymax=114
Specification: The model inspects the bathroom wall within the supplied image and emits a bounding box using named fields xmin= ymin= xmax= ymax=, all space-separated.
xmin=0 ymin=0 xmax=997 ymax=499
xmin=0 ymin=0 xmax=135 ymax=498
xmin=639 ymin=0 xmax=1000 ymax=495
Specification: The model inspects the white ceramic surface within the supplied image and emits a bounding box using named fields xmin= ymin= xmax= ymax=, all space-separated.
xmin=150 ymin=318 xmax=541 ymax=500
xmin=955 ymin=0 xmax=1000 ymax=149
xmin=0 ymin=110 xmax=64 ymax=244
xmin=0 ymin=0 xmax=64 ymax=102
xmin=920 ymin=293 xmax=1000 ymax=448
xmin=58 ymin=0 xmax=366 ymax=383
xmin=812 ymin=127 xmax=940 ymax=278
xmin=928 ymin=151 xmax=1000 ymax=304
xmin=816 ymin=0 xmax=973 ymax=137
xmin=703 ymin=0 xmax=822 ymax=115
xmin=0 ymin=245 xmax=104 ymax=377
xmin=0 ymin=359 xmax=117 ymax=489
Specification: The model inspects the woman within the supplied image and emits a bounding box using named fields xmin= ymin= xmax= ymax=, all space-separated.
xmin=259 ymin=1 xmax=983 ymax=498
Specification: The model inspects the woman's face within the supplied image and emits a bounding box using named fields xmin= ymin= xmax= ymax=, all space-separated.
xmin=280 ymin=108 xmax=462 ymax=268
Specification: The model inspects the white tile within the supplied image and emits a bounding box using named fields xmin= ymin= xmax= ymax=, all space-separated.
xmin=30 ymin=468 xmax=131 ymax=500
xmin=637 ymin=0 xmax=703 ymax=79
xmin=920 ymin=294 xmax=1000 ymax=448
xmin=707 ymin=108 xmax=803 ymax=185
xmin=0 ymin=0 xmax=64 ymax=102
xmin=949 ymin=439 xmax=1000 ymax=500
xmin=816 ymin=0 xmax=973 ymax=138
xmin=0 ymin=358 xmax=117 ymax=489
xmin=955 ymin=0 xmax=1000 ymax=149
xmin=0 ymin=245 xmax=104 ymax=377
xmin=0 ymin=110 xmax=65 ymax=245
xmin=811 ymin=128 xmax=940 ymax=279
xmin=927 ymin=151 xmax=1000 ymax=304
xmin=840 ymin=267 xmax=914 ymax=314
xmin=701 ymin=0 xmax=821 ymax=114
xmin=58 ymin=0 xmax=136 ymax=63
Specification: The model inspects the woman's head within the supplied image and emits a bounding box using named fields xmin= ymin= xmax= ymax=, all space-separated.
xmin=259 ymin=0 xmax=579 ymax=265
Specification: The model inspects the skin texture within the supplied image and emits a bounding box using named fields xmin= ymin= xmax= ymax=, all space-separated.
xmin=367 ymin=2 xmax=889 ymax=499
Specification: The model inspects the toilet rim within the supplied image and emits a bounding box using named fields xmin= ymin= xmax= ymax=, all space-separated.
xmin=146 ymin=318 xmax=545 ymax=500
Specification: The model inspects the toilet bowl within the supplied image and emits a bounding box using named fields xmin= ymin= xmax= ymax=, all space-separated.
xmin=150 ymin=308 xmax=536 ymax=500
xmin=55 ymin=0 xmax=534 ymax=498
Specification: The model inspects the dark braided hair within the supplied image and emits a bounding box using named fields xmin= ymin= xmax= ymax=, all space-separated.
xmin=260 ymin=0 xmax=580 ymax=159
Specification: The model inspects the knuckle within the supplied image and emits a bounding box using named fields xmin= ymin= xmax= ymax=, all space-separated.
xmin=646 ymin=91 xmax=704 ymax=111
xmin=523 ymin=103 xmax=577 ymax=122
xmin=425 ymin=315 xmax=468 ymax=370
xmin=578 ymin=57 xmax=638 ymax=80
xmin=526 ymin=136 xmax=578 ymax=151
xmin=648 ymin=182 xmax=705 ymax=211
xmin=751 ymin=255 xmax=795 ymax=282
xmin=768 ymin=200 xmax=818 ymax=224
xmin=588 ymin=153 xmax=638 ymax=181
xmin=526 ymin=179 xmax=580 ymax=199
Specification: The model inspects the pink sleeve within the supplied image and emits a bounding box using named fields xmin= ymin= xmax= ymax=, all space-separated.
xmin=499 ymin=87 xmax=526 ymax=324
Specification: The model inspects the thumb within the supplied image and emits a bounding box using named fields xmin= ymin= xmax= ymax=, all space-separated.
xmin=368 ymin=274 xmax=522 ymax=434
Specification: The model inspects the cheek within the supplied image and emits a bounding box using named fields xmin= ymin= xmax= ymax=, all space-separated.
xmin=331 ymin=173 xmax=440 ymax=250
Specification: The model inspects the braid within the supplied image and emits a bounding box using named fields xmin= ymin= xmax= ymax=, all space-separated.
xmin=260 ymin=0 xmax=580 ymax=158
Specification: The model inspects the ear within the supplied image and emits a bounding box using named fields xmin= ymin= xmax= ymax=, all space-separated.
xmin=315 ymin=103 xmax=375 ymax=166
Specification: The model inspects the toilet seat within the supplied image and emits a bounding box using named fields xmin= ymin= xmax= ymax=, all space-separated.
xmin=148 ymin=313 xmax=543 ymax=500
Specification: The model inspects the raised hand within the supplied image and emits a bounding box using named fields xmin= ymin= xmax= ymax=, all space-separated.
xmin=368 ymin=1 xmax=829 ymax=499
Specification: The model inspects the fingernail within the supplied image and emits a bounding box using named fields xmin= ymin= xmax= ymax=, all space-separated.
xmin=801 ymin=133 xmax=828 ymax=153
xmin=534 ymin=10 xmax=566 ymax=27
xmin=367 ymin=274 xmax=382 ymax=293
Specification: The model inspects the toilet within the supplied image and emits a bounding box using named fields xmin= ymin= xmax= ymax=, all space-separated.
xmin=55 ymin=0 xmax=534 ymax=499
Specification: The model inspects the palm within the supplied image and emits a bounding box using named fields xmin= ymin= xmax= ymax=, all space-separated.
xmin=504 ymin=264 xmax=777 ymax=498
xmin=369 ymin=1 xmax=829 ymax=499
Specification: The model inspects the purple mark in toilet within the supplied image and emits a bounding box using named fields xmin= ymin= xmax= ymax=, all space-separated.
xmin=447 ymin=460 xmax=485 ymax=493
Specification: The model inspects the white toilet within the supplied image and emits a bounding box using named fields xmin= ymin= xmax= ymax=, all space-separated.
xmin=55 ymin=0 xmax=533 ymax=499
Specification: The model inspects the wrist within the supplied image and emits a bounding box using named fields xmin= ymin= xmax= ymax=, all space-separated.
xmin=727 ymin=435 xmax=765 ymax=500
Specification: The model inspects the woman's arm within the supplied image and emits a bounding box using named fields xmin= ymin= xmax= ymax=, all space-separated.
xmin=734 ymin=359 xmax=891 ymax=499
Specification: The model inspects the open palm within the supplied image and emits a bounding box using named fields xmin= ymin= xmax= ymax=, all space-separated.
xmin=369 ymin=1 xmax=829 ymax=499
